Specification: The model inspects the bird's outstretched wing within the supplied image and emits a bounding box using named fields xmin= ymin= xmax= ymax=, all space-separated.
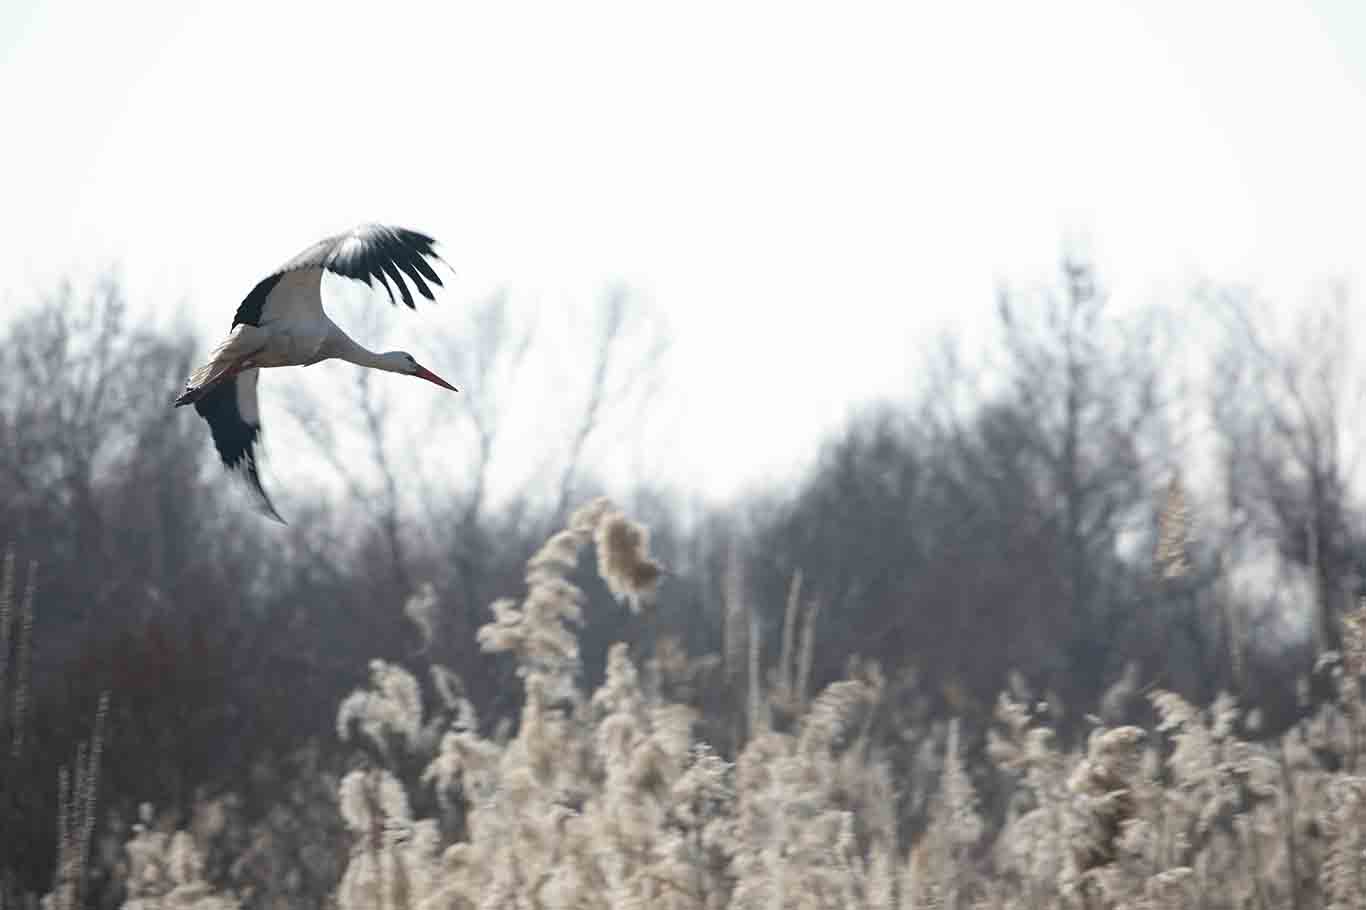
xmin=193 ymin=368 xmax=285 ymax=523
xmin=230 ymin=224 xmax=449 ymax=328
xmin=272 ymin=223 xmax=450 ymax=311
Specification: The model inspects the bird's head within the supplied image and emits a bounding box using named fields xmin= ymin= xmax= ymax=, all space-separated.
xmin=384 ymin=351 xmax=458 ymax=392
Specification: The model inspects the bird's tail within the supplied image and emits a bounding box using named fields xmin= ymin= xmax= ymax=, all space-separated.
xmin=174 ymin=374 xmax=232 ymax=407
xmin=174 ymin=366 xmax=233 ymax=408
xmin=173 ymin=326 xmax=261 ymax=408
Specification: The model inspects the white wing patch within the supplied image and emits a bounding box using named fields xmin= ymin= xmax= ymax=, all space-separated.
xmin=236 ymin=365 xmax=261 ymax=425
xmin=259 ymin=267 xmax=325 ymax=325
xmin=332 ymin=235 xmax=367 ymax=263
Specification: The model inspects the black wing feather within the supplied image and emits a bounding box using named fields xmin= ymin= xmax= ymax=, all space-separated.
xmin=268 ymin=225 xmax=449 ymax=310
xmin=408 ymin=252 xmax=443 ymax=287
xmin=310 ymin=224 xmax=448 ymax=311
xmin=391 ymin=245 xmax=435 ymax=300
xmin=403 ymin=267 xmax=433 ymax=303
xmin=376 ymin=230 xmax=421 ymax=303
xmin=193 ymin=374 xmax=284 ymax=523
xmin=231 ymin=274 xmax=285 ymax=328
xmin=368 ymin=262 xmax=398 ymax=305
xmin=380 ymin=257 xmax=415 ymax=308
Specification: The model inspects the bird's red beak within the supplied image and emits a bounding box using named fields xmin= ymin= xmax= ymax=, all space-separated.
xmin=414 ymin=366 xmax=458 ymax=392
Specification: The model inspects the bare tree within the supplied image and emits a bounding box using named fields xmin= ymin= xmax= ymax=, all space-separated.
xmin=0 ymin=278 xmax=256 ymax=622
xmin=551 ymin=283 xmax=669 ymax=528
xmin=1209 ymin=282 xmax=1364 ymax=659
xmin=445 ymin=289 xmax=535 ymax=532
xmin=979 ymin=258 xmax=1177 ymax=700
xmin=736 ymin=258 xmax=1182 ymax=724
xmin=428 ymin=289 xmax=536 ymax=633
xmin=281 ymin=302 xmax=420 ymax=594
xmin=358 ymin=366 xmax=410 ymax=592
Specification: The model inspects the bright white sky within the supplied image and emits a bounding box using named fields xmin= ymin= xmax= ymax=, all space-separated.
xmin=2 ymin=0 xmax=1365 ymax=505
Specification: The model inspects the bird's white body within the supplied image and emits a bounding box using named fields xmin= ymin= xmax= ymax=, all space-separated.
xmin=184 ymin=269 xmax=342 ymax=381
xmin=176 ymin=224 xmax=458 ymax=521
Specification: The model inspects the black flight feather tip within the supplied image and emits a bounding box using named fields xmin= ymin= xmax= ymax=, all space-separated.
xmin=193 ymin=374 xmax=285 ymax=523
xmin=323 ymin=225 xmax=449 ymax=310
xmin=261 ymin=223 xmax=452 ymax=314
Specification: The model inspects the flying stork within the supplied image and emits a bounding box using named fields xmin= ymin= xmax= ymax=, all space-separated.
xmin=175 ymin=224 xmax=459 ymax=522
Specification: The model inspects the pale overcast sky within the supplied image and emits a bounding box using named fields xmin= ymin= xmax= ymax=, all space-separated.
xmin=2 ymin=0 xmax=1365 ymax=503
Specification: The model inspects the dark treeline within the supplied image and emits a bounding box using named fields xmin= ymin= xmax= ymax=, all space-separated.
xmin=1 ymin=260 xmax=1361 ymax=905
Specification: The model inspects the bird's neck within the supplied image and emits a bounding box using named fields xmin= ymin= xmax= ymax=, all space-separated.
xmin=337 ymin=335 xmax=398 ymax=372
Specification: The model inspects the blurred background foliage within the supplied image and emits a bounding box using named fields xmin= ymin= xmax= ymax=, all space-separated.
xmin=2 ymin=257 xmax=1364 ymax=906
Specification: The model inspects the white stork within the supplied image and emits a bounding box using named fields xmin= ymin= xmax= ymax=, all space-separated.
xmin=175 ymin=224 xmax=459 ymax=522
